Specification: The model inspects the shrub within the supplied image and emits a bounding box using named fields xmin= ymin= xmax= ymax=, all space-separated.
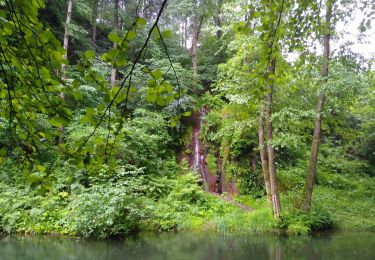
xmin=278 ymin=209 xmax=335 ymax=235
xmin=64 ymin=183 xmax=151 ymax=238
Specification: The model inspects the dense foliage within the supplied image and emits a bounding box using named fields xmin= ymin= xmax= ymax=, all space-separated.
xmin=0 ymin=0 xmax=374 ymax=238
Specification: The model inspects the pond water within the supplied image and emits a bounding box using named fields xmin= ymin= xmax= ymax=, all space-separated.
xmin=0 ymin=231 xmax=374 ymax=260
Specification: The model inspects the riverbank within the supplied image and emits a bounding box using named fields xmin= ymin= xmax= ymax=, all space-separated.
xmin=1 ymin=170 xmax=374 ymax=238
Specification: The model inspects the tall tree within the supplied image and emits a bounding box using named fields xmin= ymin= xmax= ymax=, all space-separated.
xmin=92 ymin=0 xmax=99 ymax=46
xmin=258 ymin=0 xmax=286 ymax=218
xmin=259 ymin=108 xmax=272 ymax=202
xmin=191 ymin=9 xmax=203 ymax=90
xmin=265 ymin=59 xmax=281 ymax=217
xmin=184 ymin=17 xmax=188 ymax=48
xmin=110 ymin=0 xmax=120 ymax=88
xmin=58 ymin=0 xmax=74 ymax=144
xmin=212 ymin=0 xmax=224 ymax=63
xmin=61 ymin=0 xmax=73 ymax=81
xmin=302 ymin=0 xmax=333 ymax=213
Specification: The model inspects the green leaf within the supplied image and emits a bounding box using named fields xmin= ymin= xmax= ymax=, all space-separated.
xmin=170 ymin=116 xmax=180 ymax=127
xmin=73 ymin=90 xmax=83 ymax=101
xmin=97 ymin=104 xmax=105 ymax=112
xmin=108 ymin=31 xmax=120 ymax=42
xmin=170 ymin=120 xmax=177 ymax=127
xmin=126 ymin=31 xmax=136 ymax=41
xmin=182 ymin=111 xmax=191 ymax=117
xmin=151 ymin=70 xmax=163 ymax=80
xmin=136 ymin=17 xmax=147 ymax=26
xmin=107 ymin=49 xmax=120 ymax=60
xmin=85 ymin=107 xmax=95 ymax=117
xmin=36 ymin=165 xmax=45 ymax=172
xmin=115 ymin=53 xmax=128 ymax=67
xmin=0 ymin=89 xmax=7 ymax=98
xmin=84 ymin=50 xmax=95 ymax=61
xmin=163 ymin=82 xmax=173 ymax=92
xmin=146 ymin=89 xmax=157 ymax=103
xmin=40 ymin=67 xmax=51 ymax=81
xmin=162 ymin=30 xmax=172 ymax=38
xmin=156 ymin=97 xmax=165 ymax=106
xmin=3 ymin=23 xmax=13 ymax=35
xmin=0 ymin=149 xmax=6 ymax=157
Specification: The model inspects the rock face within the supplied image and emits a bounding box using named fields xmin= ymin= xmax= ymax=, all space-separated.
xmin=189 ymin=108 xmax=237 ymax=197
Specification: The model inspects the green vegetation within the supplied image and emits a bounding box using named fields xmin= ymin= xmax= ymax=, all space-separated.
xmin=1 ymin=162 xmax=374 ymax=237
xmin=0 ymin=0 xmax=374 ymax=239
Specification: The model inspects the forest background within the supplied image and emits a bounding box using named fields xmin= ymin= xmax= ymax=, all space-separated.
xmin=0 ymin=0 xmax=374 ymax=238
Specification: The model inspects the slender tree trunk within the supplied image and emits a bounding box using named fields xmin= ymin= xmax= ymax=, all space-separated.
xmin=61 ymin=0 xmax=73 ymax=81
xmin=213 ymin=0 xmax=223 ymax=64
xmin=216 ymin=155 xmax=223 ymax=194
xmin=58 ymin=0 xmax=73 ymax=145
xmin=259 ymin=108 xmax=271 ymax=202
xmin=119 ymin=0 xmax=126 ymax=30
xmin=265 ymin=59 xmax=281 ymax=218
xmin=302 ymin=0 xmax=332 ymax=213
xmin=180 ymin=21 xmax=185 ymax=48
xmin=138 ymin=0 xmax=145 ymax=17
xmin=184 ymin=17 xmax=188 ymax=48
xmin=251 ymin=157 xmax=257 ymax=172
xmin=110 ymin=0 xmax=119 ymax=89
xmin=191 ymin=14 xmax=203 ymax=91
xmin=91 ymin=0 xmax=99 ymax=47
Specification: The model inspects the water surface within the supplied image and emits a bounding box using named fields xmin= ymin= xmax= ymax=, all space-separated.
xmin=0 ymin=231 xmax=374 ymax=260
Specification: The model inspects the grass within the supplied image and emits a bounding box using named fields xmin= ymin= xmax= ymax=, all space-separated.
xmin=313 ymin=185 xmax=375 ymax=231
xmin=1 ymin=169 xmax=374 ymax=238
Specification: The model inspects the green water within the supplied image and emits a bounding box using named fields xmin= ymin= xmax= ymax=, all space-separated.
xmin=0 ymin=232 xmax=374 ymax=260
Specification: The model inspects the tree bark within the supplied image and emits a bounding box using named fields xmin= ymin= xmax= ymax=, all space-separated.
xmin=259 ymin=108 xmax=271 ymax=203
xmin=110 ymin=0 xmax=119 ymax=89
xmin=61 ymin=0 xmax=73 ymax=81
xmin=302 ymin=0 xmax=332 ymax=213
xmin=265 ymin=59 xmax=281 ymax=218
xmin=91 ymin=0 xmax=99 ymax=47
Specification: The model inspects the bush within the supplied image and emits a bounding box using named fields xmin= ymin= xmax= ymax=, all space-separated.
xmin=317 ymin=171 xmax=357 ymax=190
xmin=64 ymin=183 xmax=151 ymax=238
xmin=150 ymin=173 xmax=208 ymax=231
xmin=0 ymin=182 xmax=69 ymax=234
xmin=278 ymin=209 xmax=335 ymax=235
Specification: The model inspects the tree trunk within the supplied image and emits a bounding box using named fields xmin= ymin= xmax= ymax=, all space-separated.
xmin=251 ymin=157 xmax=257 ymax=172
xmin=180 ymin=22 xmax=184 ymax=47
xmin=110 ymin=0 xmax=119 ymax=89
xmin=265 ymin=59 xmax=281 ymax=218
xmin=61 ymin=0 xmax=73 ymax=81
xmin=138 ymin=0 xmax=145 ymax=18
xmin=213 ymin=0 xmax=223 ymax=64
xmin=184 ymin=17 xmax=188 ymax=48
xmin=259 ymin=108 xmax=271 ymax=202
xmin=91 ymin=0 xmax=99 ymax=47
xmin=191 ymin=14 xmax=203 ymax=91
xmin=302 ymin=0 xmax=332 ymax=213
xmin=216 ymin=155 xmax=223 ymax=194
xmin=58 ymin=0 xmax=73 ymax=145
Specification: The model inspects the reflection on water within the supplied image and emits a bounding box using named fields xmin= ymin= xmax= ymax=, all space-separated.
xmin=0 ymin=231 xmax=374 ymax=260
